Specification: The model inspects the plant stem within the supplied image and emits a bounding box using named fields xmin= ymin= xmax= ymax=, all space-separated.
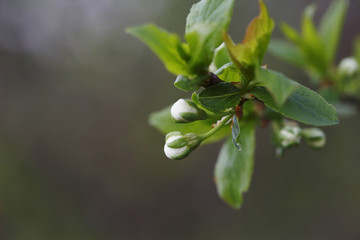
xmin=200 ymin=114 xmax=233 ymax=140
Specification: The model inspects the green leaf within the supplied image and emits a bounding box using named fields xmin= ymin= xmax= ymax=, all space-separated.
xmin=268 ymin=39 xmax=307 ymax=67
xmin=280 ymin=23 xmax=302 ymax=44
xmin=302 ymin=5 xmax=319 ymax=46
xmin=198 ymin=82 xmax=242 ymax=111
xmin=192 ymin=92 xmax=218 ymax=114
xmin=185 ymin=0 xmax=235 ymax=73
xmin=251 ymin=86 xmax=339 ymax=126
xmin=354 ymin=37 xmax=360 ymax=65
xmin=212 ymin=43 xmax=231 ymax=70
xmin=149 ymin=106 xmax=230 ymax=144
xmin=224 ymin=0 xmax=274 ymax=68
xmin=214 ymin=63 xmax=242 ymax=83
xmin=174 ymin=74 xmax=209 ymax=92
xmin=319 ymin=0 xmax=348 ymax=63
xmin=231 ymin=115 xmax=241 ymax=150
xmin=256 ymin=68 xmax=299 ymax=106
xmin=126 ymin=24 xmax=191 ymax=76
xmin=215 ymin=121 xmax=256 ymax=209
xmin=301 ymin=5 xmax=328 ymax=75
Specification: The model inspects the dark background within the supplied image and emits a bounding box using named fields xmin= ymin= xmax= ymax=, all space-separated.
xmin=0 ymin=0 xmax=359 ymax=239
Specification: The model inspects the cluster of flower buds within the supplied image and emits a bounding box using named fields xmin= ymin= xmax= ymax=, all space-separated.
xmin=164 ymin=131 xmax=203 ymax=160
xmin=165 ymin=99 xmax=233 ymax=160
xmin=171 ymin=99 xmax=207 ymax=123
xmin=277 ymin=124 xmax=326 ymax=155
xmin=338 ymin=57 xmax=359 ymax=77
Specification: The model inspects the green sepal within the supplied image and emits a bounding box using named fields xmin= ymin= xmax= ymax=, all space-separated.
xmin=165 ymin=131 xmax=182 ymax=141
xmin=177 ymin=111 xmax=207 ymax=122
xmin=166 ymin=136 xmax=188 ymax=148
xmin=301 ymin=128 xmax=326 ymax=149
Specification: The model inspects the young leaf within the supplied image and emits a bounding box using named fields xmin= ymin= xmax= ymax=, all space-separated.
xmin=174 ymin=74 xmax=209 ymax=92
xmin=149 ymin=106 xmax=230 ymax=144
xmin=231 ymin=115 xmax=241 ymax=150
xmin=280 ymin=23 xmax=302 ymax=44
xmin=215 ymin=63 xmax=242 ymax=83
xmin=198 ymin=82 xmax=242 ymax=111
xmin=251 ymin=86 xmax=339 ymax=126
xmin=256 ymin=68 xmax=299 ymax=106
xmin=191 ymin=93 xmax=219 ymax=113
xmin=301 ymin=4 xmax=319 ymax=47
xmin=268 ymin=39 xmax=307 ymax=67
xmin=301 ymin=5 xmax=328 ymax=75
xmin=126 ymin=24 xmax=191 ymax=76
xmin=354 ymin=37 xmax=360 ymax=65
xmin=212 ymin=43 xmax=231 ymax=70
xmin=319 ymin=0 xmax=348 ymax=63
xmin=215 ymin=121 xmax=256 ymax=209
xmin=223 ymin=0 xmax=274 ymax=68
xmin=185 ymin=0 xmax=235 ymax=73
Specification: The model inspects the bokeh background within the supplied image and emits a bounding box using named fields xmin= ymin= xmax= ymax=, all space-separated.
xmin=0 ymin=0 xmax=359 ymax=239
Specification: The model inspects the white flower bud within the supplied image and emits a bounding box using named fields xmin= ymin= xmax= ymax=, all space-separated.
xmin=171 ymin=99 xmax=207 ymax=123
xmin=338 ymin=57 xmax=359 ymax=77
xmin=279 ymin=125 xmax=302 ymax=148
xmin=164 ymin=132 xmax=202 ymax=160
xmin=302 ymin=128 xmax=326 ymax=149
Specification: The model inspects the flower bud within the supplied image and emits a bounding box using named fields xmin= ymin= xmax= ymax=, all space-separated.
xmin=301 ymin=128 xmax=326 ymax=149
xmin=164 ymin=132 xmax=202 ymax=160
xmin=278 ymin=125 xmax=301 ymax=148
xmin=338 ymin=57 xmax=359 ymax=77
xmin=171 ymin=99 xmax=207 ymax=123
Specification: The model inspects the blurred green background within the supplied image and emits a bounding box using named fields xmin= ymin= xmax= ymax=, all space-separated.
xmin=0 ymin=0 xmax=359 ymax=239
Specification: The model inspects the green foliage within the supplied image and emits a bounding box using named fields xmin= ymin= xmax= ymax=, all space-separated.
xmin=256 ymin=68 xmax=299 ymax=106
xmin=301 ymin=5 xmax=328 ymax=75
xmin=224 ymin=0 xmax=274 ymax=69
xmin=198 ymin=82 xmax=243 ymax=111
xmin=269 ymin=0 xmax=360 ymax=119
xmin=215 ymin=63 xmax=242 ymax=82
xmin=267 ymin=39 xmax=307 ymax=67
xmin=174 ymin=74 xmax=209 ymax=92
xmin=251 ymin=85 xmax=339 ymax=126
xmin=212 ymin=43 xmax=231 ymax=69
xmin=127 ymin=0 xmax=235 ymax=92
xmin=128 ymin=0 xmax=341 ymax=210
xmin=319 ymin=0 xmax=348 ymax=63
xmin=355 ymin=37 xmax=360 ymax=64
xmin=185 ymin=0 xmax=235 ymax=73
xmin=126 ymin=24 xmax=191 ymax=76
xmin=215 ymin=122 xmax=256 ymax=209
xmin=269 ymin=0 xmax=349 ymax=80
